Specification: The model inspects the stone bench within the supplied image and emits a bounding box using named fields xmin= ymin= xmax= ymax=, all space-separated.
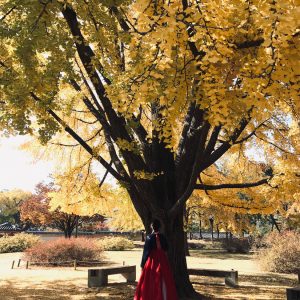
xmin=286 ymin=287 xmax=300 ymax=300
xmin=88 ymin=265 xmax=136 ymax=287
xmin=188 ymin=268 xmax=238 ymax=287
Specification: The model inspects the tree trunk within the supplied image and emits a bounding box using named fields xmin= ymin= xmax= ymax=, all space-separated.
xmin=216 ymin=224 xmax=220 ymax=239
xmin=209 ymin=218 xmax=214 ymax=241
xmin=75 ymin=218 xmax=79 ymax=238
xmin=184 ymin=231 xmax=190 ymax=256
xmin=65 ymin=221 xmax=74 ymax=238
xmin=164 ymin=213 xmax=202 ymax=299
xmin=270 ymin=214 xmax=281 ymax=232
xmin=67 ymin=229 xmax=73 ymax=238
xmin=199 ymin=220 xmax=203 ymax=239
xmin=141 ymin=230 xmax=145 ymax=242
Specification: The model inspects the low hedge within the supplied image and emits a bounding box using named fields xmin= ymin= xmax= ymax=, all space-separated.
xmin=222 ymin=237 xmax=251 ymax=253
xmin=0 ymin=233 xmax=40 ymax=253
xmin=97 ymin=236 xmax=135 ymax=251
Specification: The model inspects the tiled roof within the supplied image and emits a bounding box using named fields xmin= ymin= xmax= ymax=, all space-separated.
xmin=0 ymin=222 xmax=21 ymax=231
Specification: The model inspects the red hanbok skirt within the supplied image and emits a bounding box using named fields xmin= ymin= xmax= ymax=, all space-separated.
xmin=134 ymin=248 xmax=178 ymax=300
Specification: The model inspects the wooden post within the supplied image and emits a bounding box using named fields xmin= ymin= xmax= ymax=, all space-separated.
xmin=11 ymin=260 xmax=15 ymax=269
xmin=26 ymin=261 xmax=29 ymax=269
xmin=286 ymin=287 xmax=300 ymax=300
xmin=17 ymin=259 xmax=21 ymax=267
xmin=74 ymin=259 xmax=77 ymax=270
xmin=123 ymin=261 xmax=125 ymax=266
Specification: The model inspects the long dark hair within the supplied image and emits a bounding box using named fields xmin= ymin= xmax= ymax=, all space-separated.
xmin=151 ymin=219 xmax=161 ymax=232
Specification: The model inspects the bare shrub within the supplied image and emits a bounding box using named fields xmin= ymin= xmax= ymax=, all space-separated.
xmin=257 ymin=231 xmax=300 ymax=274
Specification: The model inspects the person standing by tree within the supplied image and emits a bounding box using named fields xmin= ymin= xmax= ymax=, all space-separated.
xmin=134 ymin=219 xmax=178 ymax=300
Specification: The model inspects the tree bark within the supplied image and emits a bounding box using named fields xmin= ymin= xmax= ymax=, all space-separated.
xmin=183 ymin=205 xmax=190 ymax=256
xmin=163 ymin=213 xmax=202 ymax=299
xmin=209 ymin=217 xmax=214 ymax=241
xmin=75 ymin=217 xmax=79 ymax=238
xmin=184 ymin=231 xmax=190 ymax=256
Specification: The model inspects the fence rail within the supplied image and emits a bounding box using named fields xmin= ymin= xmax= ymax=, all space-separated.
xmin=11 ymin=259 xmax=107 ymax=270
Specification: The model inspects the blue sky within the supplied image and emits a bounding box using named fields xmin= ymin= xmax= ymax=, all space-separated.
xmin=0 ymin=136 xmax=54 ymax=192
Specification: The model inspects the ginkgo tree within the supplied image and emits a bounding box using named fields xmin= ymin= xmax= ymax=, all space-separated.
xmin=48 ymin=168 xmax=144 ymax=231
xmin=0 ymin=0 xmax=299 ymax=297
xmin=0 ymin=189 xmax=31 ymax=226
xmin=188 ymin=155 xmax=300 ymax=236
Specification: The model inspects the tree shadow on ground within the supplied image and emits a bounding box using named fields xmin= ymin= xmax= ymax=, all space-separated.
xmin=192 ymin=272 xmax=298 ymax=300
xmin=0 ymin=269 xmax=297 ymax=300
xmin=0 ymin=280 xmax=135 ymax=300
xmin=190 ymin=250 xmax=254 ymax=261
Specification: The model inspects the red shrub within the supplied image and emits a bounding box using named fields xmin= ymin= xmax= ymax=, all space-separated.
xmin=24 ymin=237 xmax=103 ymax=264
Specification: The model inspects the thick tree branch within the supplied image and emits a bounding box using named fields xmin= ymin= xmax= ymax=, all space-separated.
xmin=175 ymin=102 xmax=196 ymax=164
xmin=63 ymin=6 xmax=149 ymax=176
xmin=30 ymin=93 xmax=126 ymax=183
xmin=234 ymin=119 xmax=270 ymax=144
xmin=195 ymin=177 xmax=270 ymax=190
xmin=110 ymin=6 xmax=130 ymax=32
xmin=171 ymin=122 xmax=211 ymax=217
xmin=70 ymin=79 xmax=130 ymax=179
xmin=203 ymin=125 xmax=221 ymax=157
xmin=0 ymin=2 xmax=19 ymax=22
xmin=199 ymin=116 xmax=251 ymax=172
xmin=235 ymin=38 xmax=264 ymax=49
xmin=98 ymin=160 xmax=112 ymax=188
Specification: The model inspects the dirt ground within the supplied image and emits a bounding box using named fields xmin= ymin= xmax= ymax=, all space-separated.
xmin=0 ymin=247 xmax=298 ymax=300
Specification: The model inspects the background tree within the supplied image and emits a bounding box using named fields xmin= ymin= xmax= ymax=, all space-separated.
xmin=1 ymin=1 xmax=299 ymax=297
xmin=49 ymin=170 xmax=144 ymax=231
xmin=0 ymin=189 xmax=31 ymax=227
xmin=185 ymin=158 xmax=300 ymax=239
xmin=21 ymin=183 xmax=82 ymax=238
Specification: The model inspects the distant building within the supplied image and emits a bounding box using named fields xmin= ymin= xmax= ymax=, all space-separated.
xmin=0 ymin=222 xmax=22 ymax=237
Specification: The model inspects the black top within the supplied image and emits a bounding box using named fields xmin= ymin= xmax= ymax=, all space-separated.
xmin=141 ymin=233 xmax=168 ymax=268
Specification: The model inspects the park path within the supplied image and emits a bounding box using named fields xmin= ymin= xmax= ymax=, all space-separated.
xmin=0 ymin=249 xmax=260 ymax=292
xmin=0 ymin=249 xmax=297 ymax=299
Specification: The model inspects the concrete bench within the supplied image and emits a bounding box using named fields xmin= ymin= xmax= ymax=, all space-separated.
xmin=88 ymin=265 xmax=136 ymax=287
xmin=188 ymin=268 xmax=238 ymax=287
xmin=286 ymin=287 xmax=300 ymax=300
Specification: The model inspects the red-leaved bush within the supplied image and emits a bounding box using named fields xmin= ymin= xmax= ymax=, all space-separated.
xmin=24 ymin=237 xmax=103 ymax=264
xmin=256 ymin=231 xmax=300 ymax=274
